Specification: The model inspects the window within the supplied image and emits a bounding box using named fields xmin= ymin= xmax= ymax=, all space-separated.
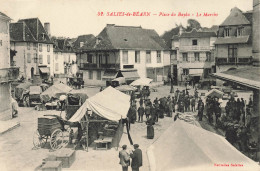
xmin=97 ymin=71 xmax=101 ymax=80
xmin=237 ymin=27 xmax=244 ymax=37
xmin=194 ymin=52 xmax=200 ymax=61
xmin=47 ymin=55 xmax=50 ymax=64
xmin=224 ymin=28 xmax=231 ymax=37
xmin=87 ymin=54 xmax=93 ymax=63
xmin=183 ymin=69 xmax=189 ymax=75
xmin=33 ymin=43 xmax=37 ymax=50
xmin=122 ymin=51 xmax=128 ymax=64
xmin=182 ymin=53 xmax=188 ymax=61
xmin=146 ymin=51 xmax=151 ymax=63
xmin=206 ymin=52 xmax=211 ymax=61
xmin=102 ymin=55 xmax=106 ymax=64
xmin=39 ymin=55 xmax=43 ymax=64
xmin=39 ymin=44 xmax=42 ymax=52
xmin=104 ymin=54 xmax=109 ymax=64
xmin=192 ymin=39 xmax=198 ymax=46
xmin=228 ymin=45 xmax=237 ymax=58
xmin=80 ymin=42 xmax=84 ymax=48
xmin=55 ymin=63 xmax=59 ymax=71
xmin=135 ymin=51 xmax=140 ymax=63
xmin=27 ymin=53 xmax=31 ymax=63
xmin=33 ymin=53 xmax=37 ymax=63
xmin=89 ymin=71 xmax=93 ymax=80
xmin=55 ymin=54 xmax=58 ymax=60
xmin=157 ymin=51 xmax=161 ymax=63
xmin=47 ymin=45 xmax=50 ymax=52
xmin=27 ymin=42 xmax=30 ymax=50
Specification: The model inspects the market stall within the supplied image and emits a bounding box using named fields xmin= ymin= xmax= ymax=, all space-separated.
xmin=147 ymin=119 xmax=259 ymax=171
xmin=69 ymin=86 xmax=130 ymax=151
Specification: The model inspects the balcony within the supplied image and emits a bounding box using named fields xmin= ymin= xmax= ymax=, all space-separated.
xmin=215 ymin=57 xmax=253 ymax=65
xmin=0 ymin=67 xmax=19 ymax=83
xmin=79 ymin=63 xmax=120 ymax=70
xmin=179 ymin=46 xmax=211 ymax=52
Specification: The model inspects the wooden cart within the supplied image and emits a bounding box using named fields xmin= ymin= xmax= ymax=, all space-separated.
xmin=33 ymin=115 xmax=71 ymax=150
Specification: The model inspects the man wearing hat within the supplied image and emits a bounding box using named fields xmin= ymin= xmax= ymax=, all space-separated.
xmin=119 ymin=145 xmax=130 ymax=171
xmin=130 ymin=144 xmax=142 ymax=171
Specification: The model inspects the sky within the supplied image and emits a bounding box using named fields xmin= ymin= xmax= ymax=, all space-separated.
xmin=0 ymin=0 xmax=253 ymax=38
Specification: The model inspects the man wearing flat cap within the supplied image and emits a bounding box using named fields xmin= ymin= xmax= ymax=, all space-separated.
xmin=130 ymin=144 xmax=142 ymax=171
xmin=119 ymin=145 xmax=130 ymax=171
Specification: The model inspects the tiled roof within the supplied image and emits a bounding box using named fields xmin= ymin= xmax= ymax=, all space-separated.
xmin=220 ymin=7 xmax=251 ymax=26
xmin=180 ymin=28 xmax=216 ymax=38
xmin=73 ymin=34 xmax=95 ymax=49
xmin=201 ymin=25 xmax=219 ymax=33
xmin=10 ymin=22 xmax=37 ymax=42
xmin=0 ymin=11 xmax=11 ymax=20
xmin=212 ymin=67 xmax=260 ymax=90
xmin=215 ymin=36 xmax=249 ymax=44
xmin=52 ymin=38 xmax=75 ymax=53
xmin=82 ymin=24 xmax=168 ymax=51
xmin=10 ymin=18 xmax=52 ymax=43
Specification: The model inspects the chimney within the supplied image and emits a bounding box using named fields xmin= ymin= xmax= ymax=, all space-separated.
xmin=44 ymin=22 xmax=51 ymax=37
xmin=252 ymin=0 xmax=260 ymax=66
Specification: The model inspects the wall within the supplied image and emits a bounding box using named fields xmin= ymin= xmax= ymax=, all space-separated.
xmin=0 ymin=19 xmax=10 ymax=68
xmin=0 ymin=18 xmax=12 ymax=121
xmin=216 ymin=44 xmax=252 ymax=57
xmin=11 ymin=42 xmax=37 ymax=80
xmin=253 ymin=0 xmax=260 ymax=64
xmin=82 ymin=70 xmax=106 ymax=86
xmin=38 ymin=43 xmax=54 ymax=76
xmin=0 ymin=82 xmax=12 ymax=120
xmin=53 ymin=52 xmax=64 ymax=75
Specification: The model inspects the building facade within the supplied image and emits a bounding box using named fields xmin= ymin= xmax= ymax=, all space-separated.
xmin=174 ymin=29 xmax=216 ymax=86
xmin=53 ymin=38 xmax=78 ymax=77
xmin=0 ymin=12 xmax=19 ymax=120
xmin=214 ymin=7 xmax=253 ymax=76
xmin=78 ymin=24 xmax=169 ymax=86
xmin=10 ymin=18 xmax=53 ymax=81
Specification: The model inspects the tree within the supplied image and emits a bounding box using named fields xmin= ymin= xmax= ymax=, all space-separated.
xmin=186 ymin=19 xmax=201 ymax=32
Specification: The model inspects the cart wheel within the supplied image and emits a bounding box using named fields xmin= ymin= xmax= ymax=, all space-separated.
xmin=33 ymin=130 xmax=48 ymax=149
xmin=62 ymin=127 xmax=71 ymax=147
xmin=50 ymin=129 xmax=63 ymax=150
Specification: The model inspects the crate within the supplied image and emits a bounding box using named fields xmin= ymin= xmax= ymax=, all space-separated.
xmin=42 ymin=161 xmax=62 ymax=171
xmin=54 ymin=149 xmax=75 ymax=168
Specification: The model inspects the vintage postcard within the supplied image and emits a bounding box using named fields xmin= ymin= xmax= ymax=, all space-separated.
xmin=0 ymin=0 xmax=259 ymax=170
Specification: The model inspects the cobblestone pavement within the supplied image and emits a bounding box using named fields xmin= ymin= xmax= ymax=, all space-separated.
xmin=0 ymin=85 xmax=254 ymax=171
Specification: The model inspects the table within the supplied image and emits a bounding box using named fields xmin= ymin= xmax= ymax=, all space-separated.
xmin=94 ymin=137 xmax=113 ymax=150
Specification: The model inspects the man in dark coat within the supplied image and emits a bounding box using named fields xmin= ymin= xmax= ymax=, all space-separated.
xmin=198 ymin=100 xmax=204 ymax=121
xmin=137 ymin=104 xmax=145 ymax=123
xmin=130 ymin=144 xmax=142 ymax=171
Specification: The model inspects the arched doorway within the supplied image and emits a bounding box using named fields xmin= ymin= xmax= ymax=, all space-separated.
xmin=31 ymin=67 xmax=34 ymax=79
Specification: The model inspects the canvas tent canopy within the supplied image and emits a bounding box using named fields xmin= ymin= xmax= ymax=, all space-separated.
xmin=69 ymin=86 xmax=130 ymax=122
xmin=40 ymin=83 xmax=72 ymax=102
xmin=15 ymin=82 xmax=32 ymax=99
xmin=147 ymin=119 xmax=259 ymax=171
xmin=115 ymin=85 xmax=137 ymax=92
xmin=130 ymin=78 xmax=153 ymax=86
xmin=205 ymin=89 xmax=224 ymax=98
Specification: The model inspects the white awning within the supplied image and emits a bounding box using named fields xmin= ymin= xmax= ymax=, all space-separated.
xmin=189 ymin=69 xmax=203 ymax=76
xmin=39 ymin=67 xmax=50 ymax=74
